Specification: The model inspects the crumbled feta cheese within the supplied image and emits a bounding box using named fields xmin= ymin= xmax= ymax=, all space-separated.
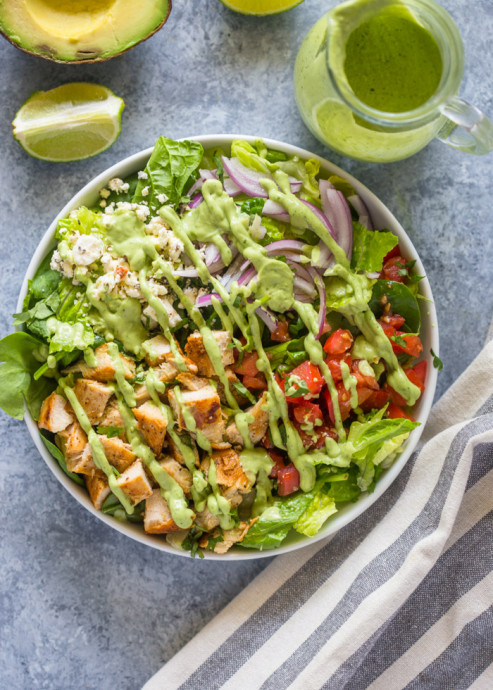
xmin=115 ymin=201 xmax=150 ymax=221
xmin=50 ymin=249 xmax=74 ymax=279
xmin=99 ymin=188 xmax=110 ymax=199
xmin=137 ymin=171 xmax=148 ymax=180
xmin=160 ymin=296 xmax=181 ymax=327
xmin=72 ymin=235 xmax=104 ymax=266
xmin=142 ymin=304 xmax=158 ymax=329
xmin=148 ymin=278 xmax=167 ymax=297
xmin=141 ymin=186 xmax=149 ymax=197
xmin=108 ymin=178 xmax=130 ymax=194
xmin=157 ymin=193 xmax=168 ymax=205
xmin=99 ymin=200 xmax=107 ymax=208
xmin=121 ymin=271 xmax=142 ymax=299
xmin=184 ymin=286 xmax=199 ymax=304
xmin=92 ymin=273 xmax=119 ymax=300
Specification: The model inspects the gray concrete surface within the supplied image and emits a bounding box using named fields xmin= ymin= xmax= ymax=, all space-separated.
xmin=0 ymin=1 xmax=491 ymax=688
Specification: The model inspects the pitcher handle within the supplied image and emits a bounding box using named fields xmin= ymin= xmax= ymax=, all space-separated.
xmin=437 ymin=96 xmax=493 ymax=155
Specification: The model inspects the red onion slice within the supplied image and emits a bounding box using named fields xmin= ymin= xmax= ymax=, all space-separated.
xmin=255 ymin=306 xmax=278 ymax=332
xmin=222 ymin=156 xmax=302 ymax=198
xmin=262 ymin=199 xmax=290 ymax=222
xmin=223 ymin=176 xmax=242 ymax=197
xmin=348 ymin=194 xmax=374 ymax=231
xmin=188 ymin=193 xmax=203 ymax=209
xmin=308 ymin=266 xmax=327 ymax=340
xmin=320 ymin=189 xmax=353 ymax=260
xmin=264 ymin=239 xmax=306 ymax=254
xmin=187 ymin=169 xmax=218 ymax=197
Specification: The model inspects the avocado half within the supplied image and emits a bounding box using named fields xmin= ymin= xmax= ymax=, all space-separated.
xmin=0 ymin=0 xmax=172 ymax=63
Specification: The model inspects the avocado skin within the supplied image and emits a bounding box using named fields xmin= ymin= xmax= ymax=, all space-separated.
xmin=0 ymin=0 xmax=172 ymax=64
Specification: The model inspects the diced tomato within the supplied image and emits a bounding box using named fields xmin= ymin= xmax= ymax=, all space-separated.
xmin=234 ymin=352 xmax=260 ymax=377
xmin=293 ymin=401 xmax=323 ymax=426
xmin=323 ymin=385 xmax=352 ymax=423
xmin=326 ymin=353 xmax=352 ymax=383
xmin=271 ymin=320 xmax=290 ymax=342
xmin=292 ymin=419 xmax=338 ymax=450
xmin=351 ymin=359 xmax=379 ymax=389
xmin=387 ymin=403 xmax=415 ymax=420
xmin=356 ymin=386 xmax=374 ymax=406
xmin=405 ymin=368 xmax=425 ymax=394
xmin=277 ymin=464 xmax=300 ymax=496
xmin=384 ymin=365 xmax=425 ymax=407
xmin=323 ymin=328 xmax=354 ymax=356
xmin=242 ymin=374 xmax=267 ymax=391
xmin=380 ymin=255 xmax=407 ymax=282
xmin=320 ymin=319 xmax=332 ymax=336
xmin=280 ymin=361 xmax=324 ymax=401
xmin=411 ymin=360 xmax=427 ymax=386
xmin=268 ymin=451 xmax=286 ymax=478
xmin=380 ymin=312 xmax=405 ymax=329
xmin=261 ymin=431 xmax=274 ymax=449
xmin=383 ymin=244 xmax=401 ymax=262
xmin=359 ymin=388 xmax=390 ymax=412
xmin=380 ymin=323 xmax=424 ymax=358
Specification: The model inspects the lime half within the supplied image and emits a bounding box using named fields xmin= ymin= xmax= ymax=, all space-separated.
xmin=219 ymin=0 xmax=304 ymax=15
xmin=12 ymin=82 xmax=124 ymax=162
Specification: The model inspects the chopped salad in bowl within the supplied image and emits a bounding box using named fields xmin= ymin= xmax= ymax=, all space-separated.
xmin=0 ymin=135 xmax=438 ymax=557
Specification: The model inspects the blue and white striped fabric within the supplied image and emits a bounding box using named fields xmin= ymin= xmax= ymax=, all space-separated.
xmin=144 ymin=339 xmax=493 ymax=690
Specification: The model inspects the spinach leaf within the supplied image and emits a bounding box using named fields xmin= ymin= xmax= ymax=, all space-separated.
xmin=0 ymin=332 xmax=55 ymax=420
xmin=133 ymin=136 xmax=204 ymax=208
xmin=351 ymin=222 xmax=399 ymax=273
xmin=369 ymin=280 xmax=421 ymax=333
xmin=40 ymin=433 xmax=85 ymax=486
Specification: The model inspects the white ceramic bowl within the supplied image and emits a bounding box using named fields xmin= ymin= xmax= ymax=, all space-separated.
xmin=19 ymin=135 xmax=439 ymax=560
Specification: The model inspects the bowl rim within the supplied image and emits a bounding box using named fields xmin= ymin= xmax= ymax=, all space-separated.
xmin=18 ymin=134 xmax=439 ymax=561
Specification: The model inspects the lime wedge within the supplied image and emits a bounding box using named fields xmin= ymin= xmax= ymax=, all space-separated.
xmin=12 ymin=82 xmax=124 ymax=162
xmin=219 ymin=0 xmax=303 ymax=15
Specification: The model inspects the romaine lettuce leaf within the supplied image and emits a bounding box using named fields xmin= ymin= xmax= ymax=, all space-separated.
xmin=294 ymin=491 xmax=337 ymax=537
xmin=133 ymin=136 xmax=204 ymax=208
xmin=0 ymin=332 xmax=55 ymax=420
xmin=40 ymin=433 xmax=85 ymax=486
xmin=239 ymin=491 xmax=314 ymax=550
xmin=351 ymin=222 xmax=399 ymax=273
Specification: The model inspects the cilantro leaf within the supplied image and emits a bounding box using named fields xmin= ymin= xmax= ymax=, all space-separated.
xmin=431 ymin=348 xmax=443 ymax=371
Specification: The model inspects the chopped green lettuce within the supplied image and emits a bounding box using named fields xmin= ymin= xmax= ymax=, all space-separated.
xmin=239 ymin=491 xmax=314 ymax=550
xmin=133 ymin=136 xmax=204 ymax=208
xmin=0 ymin=332 xmax=55 ymax=420
xmin=294 ymin=491 xmax=337 ymax=537
xmin=351 ymin=222 xmax=399 ymax=273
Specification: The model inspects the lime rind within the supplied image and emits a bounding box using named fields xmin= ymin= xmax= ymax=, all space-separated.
xmin=12 ymin=82 xmax=125 ymax=162
xmin=219 ymin=0 xmax=304 ymax=15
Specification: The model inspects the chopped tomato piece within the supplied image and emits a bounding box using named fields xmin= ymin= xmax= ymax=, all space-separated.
xmin=380 ymin=255 xmax=407 ymax=282
xmin=292 ymin=419 xmax=337 ymax=450
xmin=323 ymin=328 xmax=354 ymax=356
xmin=293 ymin=401 xmax=323 ymax=426
xmin=351 ymin=359 xmax=379 ymax=390
xmin=271 ymin=320 xmax=290 ymax=342
xmin=380 ymin=313 xmax=405 ymax=329
xmin=356 ymin=386 xmax=374 ymax=406
xmin=323 ymin=385 xmax=352 ymax=423
xmin=387 ymin=403 xmax=415 ymax=420
xmin=280 ymin=361 xmax=324 ymax=401
xmin=383 ymin=244 xmax=401 ymax=262
xmin=277 ymin=464 xmax=300 ymax=496
xmin=261 ymin=431 xmax=274 ymax=449
xmin=411 ymin=360 xmax=427 ymax=386
xmin=360 ymin=388 xmax=390 ymax=412
xmin=326 ymin=353 xmax=352 ymax=383
xmin=234 ymin=352 xmax=260 ymax=377
xmin=384 ymin=365 xmax=425 ymax=407
xmin=380 ymin=323 xmax=423 ymax=358
xmin=242 ymin=374 xmax=267 ymax=391
xmin=268 ymin=451 xmax=286 ymax=478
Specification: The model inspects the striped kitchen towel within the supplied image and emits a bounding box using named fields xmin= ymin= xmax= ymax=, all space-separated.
xmin=144 ymin=339 xmax=493 ymax=690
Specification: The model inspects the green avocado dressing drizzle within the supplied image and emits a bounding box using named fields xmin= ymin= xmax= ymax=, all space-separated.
xmin=206 ymin=457 xmax=235 ymax=530
xmin=239 ymin=448 xmax=273 ymax=516
xmin=144 ymin=370 xmax=209 ymax=513
xmin=60 ymin=382 xmax=134 ymax=514
xmin=107 ymin=341 xmax=136 ymax=408
xmin=340 ymin=359 xmax=358 ymax=409
xmin=114 ymin=389 xmax=194 ymax=529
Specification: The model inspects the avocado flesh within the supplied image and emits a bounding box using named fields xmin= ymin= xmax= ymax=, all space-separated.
xmin=0 ymin=0 xmax=171 ymax=62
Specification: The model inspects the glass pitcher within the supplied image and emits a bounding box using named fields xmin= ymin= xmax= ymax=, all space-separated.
xmin=293 ymin=0 xmax=493 ymax=162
